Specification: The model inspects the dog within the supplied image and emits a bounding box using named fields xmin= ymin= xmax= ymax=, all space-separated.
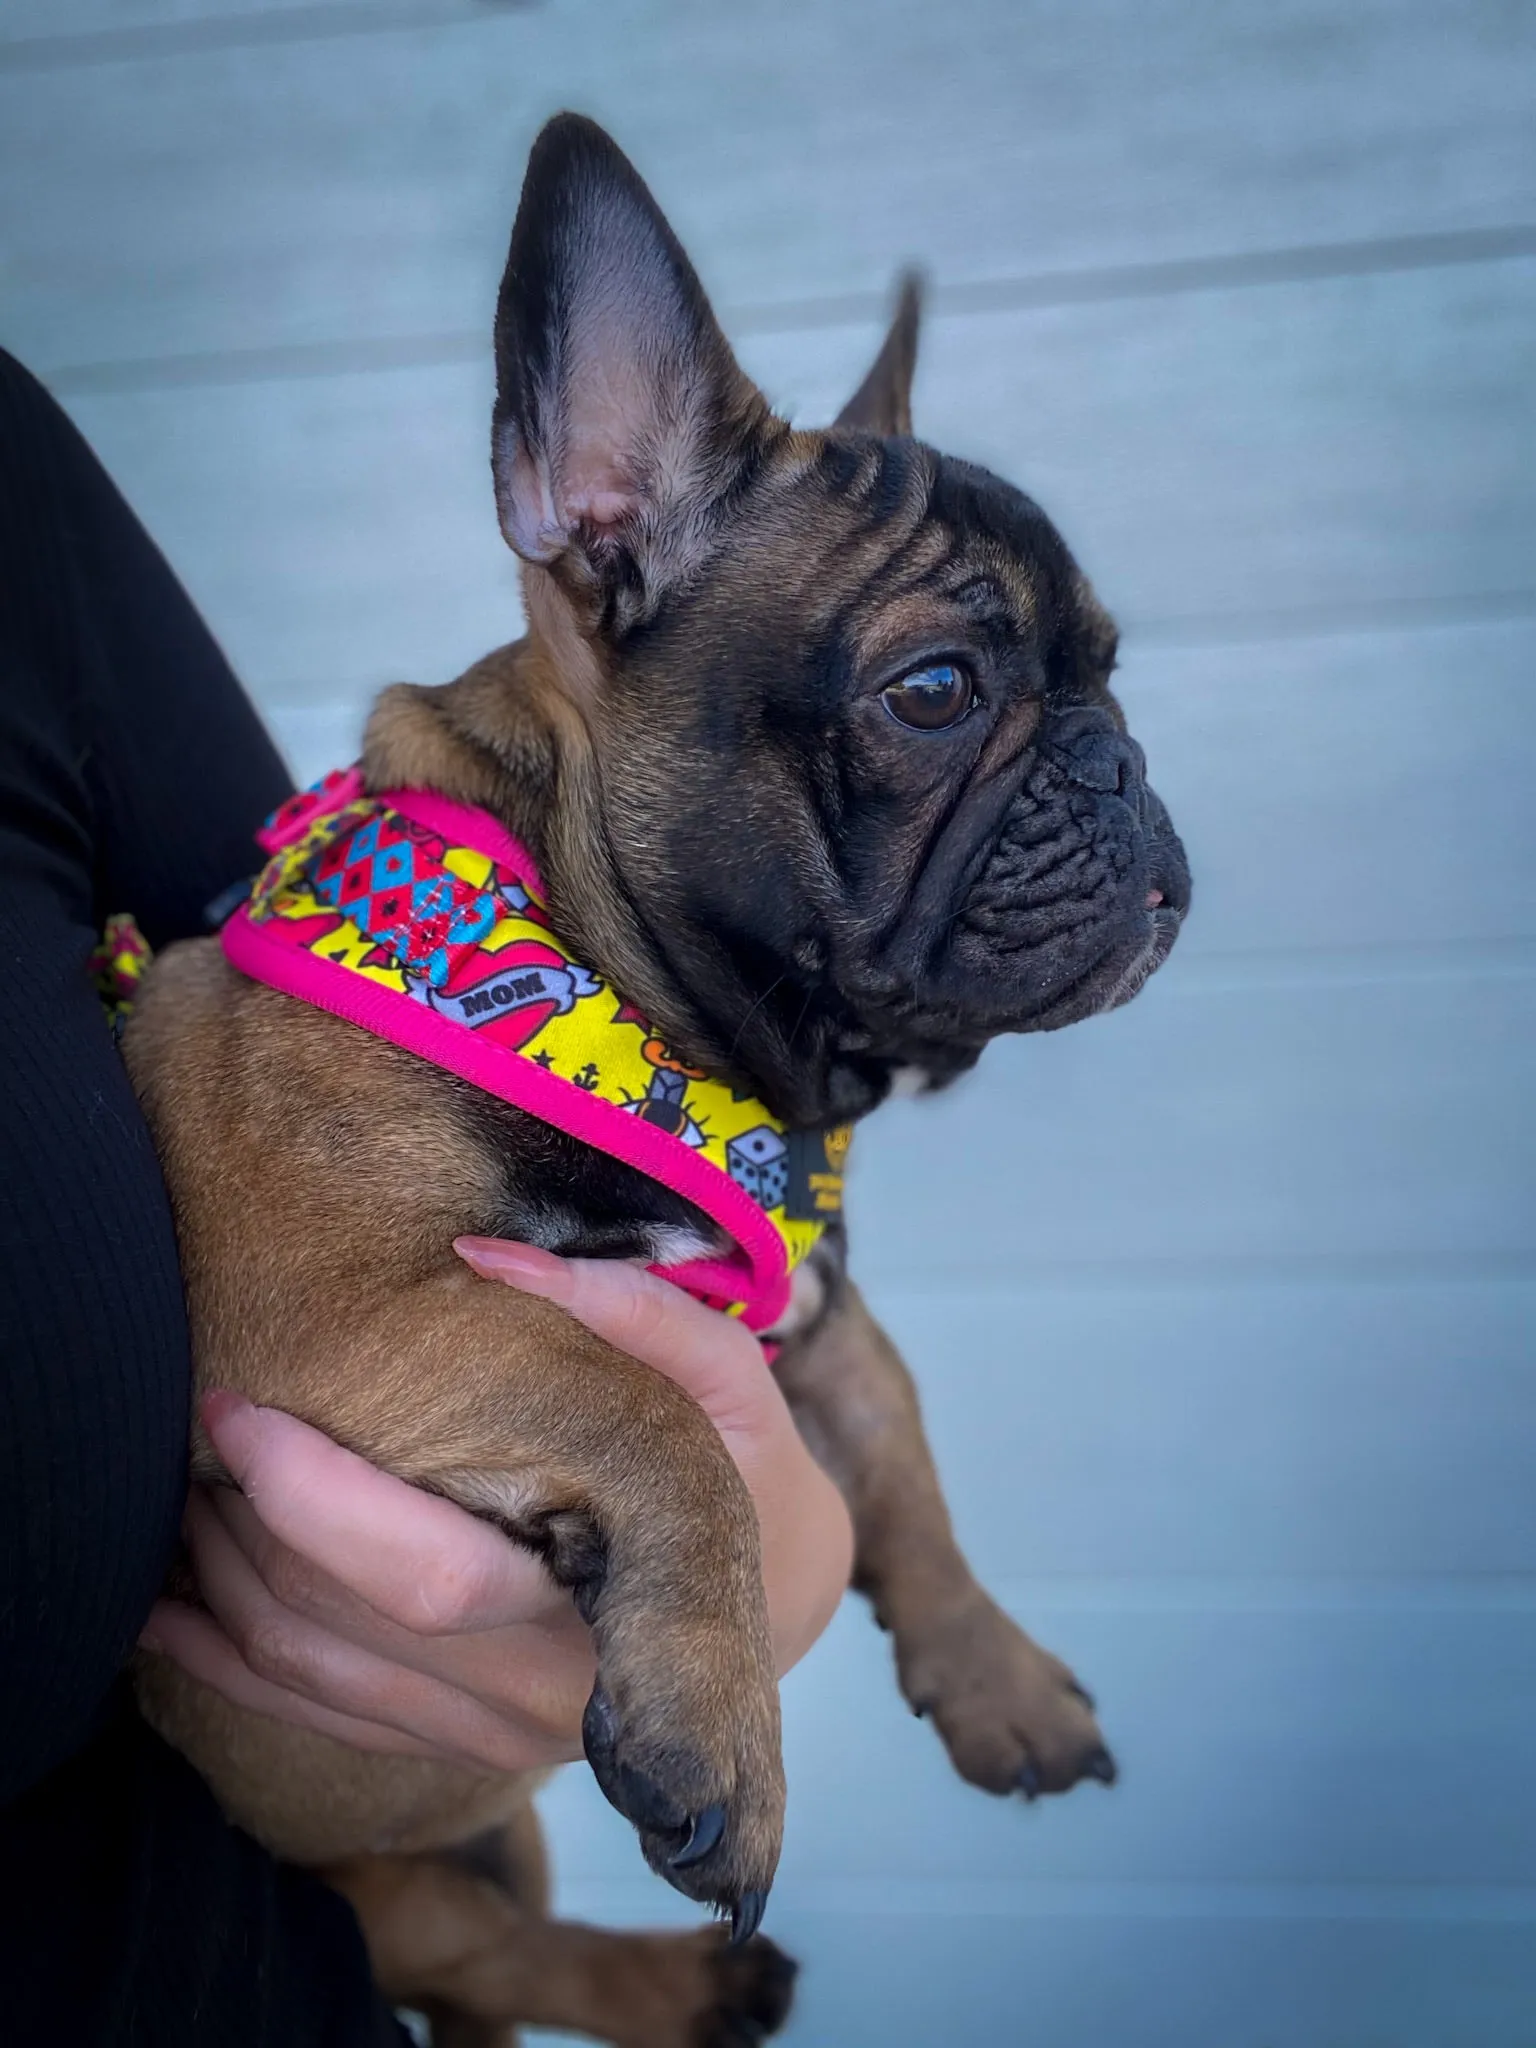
xmin=127 ymin=113 xmax=1190 ymax=2048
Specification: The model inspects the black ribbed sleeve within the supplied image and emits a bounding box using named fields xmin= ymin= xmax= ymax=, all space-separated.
xmin=0 ymin=350 xmax=401 ymax=2048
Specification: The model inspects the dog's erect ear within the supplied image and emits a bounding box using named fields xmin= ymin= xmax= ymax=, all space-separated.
xmin=834 ymin=273 xmax=922 ymax=436
xmin=492 ymin=114 xmax=767 ymax=608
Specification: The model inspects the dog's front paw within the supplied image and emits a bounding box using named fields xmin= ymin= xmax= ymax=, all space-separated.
xmin=698 ymin=1931 xmax=798 ymax=2047
xmin=896 ymin=1592 xmax=1115 ymax=1800
xmin=582 ymin=1924 xmax=797 ymax=2048
xmin=582 ymin=1652 xmax=785 ymax=1940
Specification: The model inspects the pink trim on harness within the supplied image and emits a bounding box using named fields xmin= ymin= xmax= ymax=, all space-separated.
xmin=224 ymin=772 xmax=844 ymax=1331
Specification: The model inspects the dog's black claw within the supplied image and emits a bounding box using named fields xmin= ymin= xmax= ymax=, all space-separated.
xmin=671 ymin=1803 xmax=727 ymax=1870
xmin=1068 ymin=1680 xmax=1097 ymax=1711
xmin=1017 ymin=1761 xmax=1043 ymax=1802
xmin=1084 ymin=1745 xmax=1118 ymax=1785
xmin=728 ymin=1889 xmax=768 ymax=1948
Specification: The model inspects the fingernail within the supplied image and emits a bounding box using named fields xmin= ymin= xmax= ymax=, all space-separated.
xmin=198 ymin=1389 xmax=260 ymax=1487
xmin=199 ymin=1388 xmax=254 ymax=1440
xmin=454 ymin=1237 xmax=570 ymax=1298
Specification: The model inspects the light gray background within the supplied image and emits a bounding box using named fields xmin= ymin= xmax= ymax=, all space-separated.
xmin=5 ymin=3 xmax=1533 ymax=2042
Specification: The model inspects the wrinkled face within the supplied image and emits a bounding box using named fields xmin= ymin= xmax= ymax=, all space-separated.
xmin=588 ymin=434 xmax=1189 ymax=1120
xmin=491 ymin=115 xmax=1189 ymax=1124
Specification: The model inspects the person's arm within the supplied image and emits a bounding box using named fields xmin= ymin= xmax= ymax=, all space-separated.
xmin=0 ymin=350 xmax=404 ymax=2047
xmin=0 ymin=351 xmax=293 ymax=1800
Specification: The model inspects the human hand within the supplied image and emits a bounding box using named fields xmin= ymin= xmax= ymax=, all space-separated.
xmin=140 ymin=1244 xmax=854 ymax=1772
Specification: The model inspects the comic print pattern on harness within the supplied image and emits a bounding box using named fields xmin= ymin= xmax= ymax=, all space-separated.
xmin=225 ymin=770 xmax=850 ymax=1331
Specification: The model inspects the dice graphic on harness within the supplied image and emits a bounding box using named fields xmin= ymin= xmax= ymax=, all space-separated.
xmin=726 ymin=1125 xmax=789 ymax=1211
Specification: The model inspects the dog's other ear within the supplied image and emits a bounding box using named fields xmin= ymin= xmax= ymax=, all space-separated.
xmin=834 ymin=272 xmax=922 ymax=436
xmin=492 ymin=113 xmax=768 ymax=611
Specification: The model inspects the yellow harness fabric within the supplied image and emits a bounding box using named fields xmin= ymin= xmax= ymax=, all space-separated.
xmin=224 ymin=774 xmax=849 ymax=1326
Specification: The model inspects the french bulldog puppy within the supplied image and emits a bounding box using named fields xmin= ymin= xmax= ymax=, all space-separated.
xmin=128 ymin=114 xmax=1189 ymax=2048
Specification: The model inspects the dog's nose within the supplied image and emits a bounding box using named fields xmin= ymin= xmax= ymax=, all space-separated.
xmin=1047 ymin=709 xmax=1145 ymax=796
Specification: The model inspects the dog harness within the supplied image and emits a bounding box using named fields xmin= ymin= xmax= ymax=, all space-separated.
xmin=220 ymin=768 xmax=849 ymax=1331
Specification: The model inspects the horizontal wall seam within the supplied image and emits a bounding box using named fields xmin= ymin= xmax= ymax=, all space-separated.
xmin=35 ymin=227 xmax=1536 ymax=396
xmin=860 ymin=1251 xmax=1536 ymax=1290
xmin=542 ymin=1875 xmax=1536 ymax=1923
xmin=0 ymin=0 xmax=537 ymax=73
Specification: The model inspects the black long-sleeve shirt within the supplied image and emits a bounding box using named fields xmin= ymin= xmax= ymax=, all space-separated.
xmin=0 ymin=349 xmax=400 ymax=2046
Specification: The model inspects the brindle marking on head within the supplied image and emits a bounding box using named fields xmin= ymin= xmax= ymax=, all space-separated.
xmin=367 ymin=111 xmax=1186 ymax=1131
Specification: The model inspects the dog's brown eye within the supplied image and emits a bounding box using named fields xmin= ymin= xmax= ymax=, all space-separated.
xmin=880 ymin=663 xmax=975 ymax=732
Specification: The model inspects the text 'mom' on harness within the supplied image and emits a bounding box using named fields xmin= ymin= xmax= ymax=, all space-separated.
xmin=221 ymin=768 xmax=850 ymax=1333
